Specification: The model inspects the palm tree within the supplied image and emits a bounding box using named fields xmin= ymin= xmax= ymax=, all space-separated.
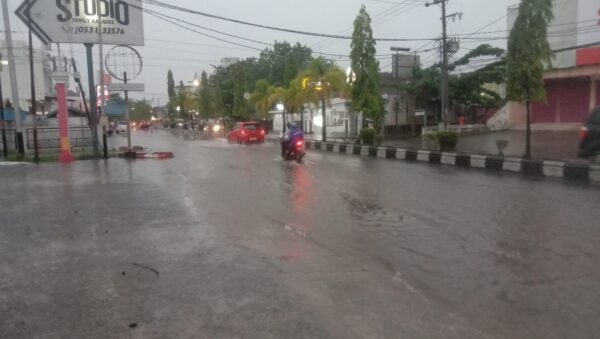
xmin=298 ymin=58 xmax=345 ymax=142
xmin=249 ymin=79 xmax=275 ymax=119
xmin=284 ymin=79 xmax=306 ymax=131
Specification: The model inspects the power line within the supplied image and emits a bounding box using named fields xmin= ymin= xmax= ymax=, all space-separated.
xmin=137 ymin=0 xmax=438 ymax=42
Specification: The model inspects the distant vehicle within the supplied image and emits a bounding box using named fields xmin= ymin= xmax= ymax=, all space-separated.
xmin=578 ymin=107 xmax=600 ymax=161
xmin=204 ymin=123 xmax=225 ymax=137
xmin=175 ymin=119 xmax=185 ymax=129
xmin=226 ymin=121 xmax=265 ymax=144
xmin=139 ymin=121 xmax=151 ymax=130
xmin=117 ymin=121 xmax=128 ymax=134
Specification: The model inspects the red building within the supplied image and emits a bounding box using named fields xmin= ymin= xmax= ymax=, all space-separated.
xmin=508 ymin=0 xmax=600 ymax=125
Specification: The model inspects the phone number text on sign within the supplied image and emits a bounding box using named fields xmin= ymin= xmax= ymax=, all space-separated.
xmin=74 ymin=26 xmax=125 ymax=35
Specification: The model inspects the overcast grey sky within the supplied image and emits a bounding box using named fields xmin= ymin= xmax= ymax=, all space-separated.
xmin=4 ymin=0 xmax=519 ymax=104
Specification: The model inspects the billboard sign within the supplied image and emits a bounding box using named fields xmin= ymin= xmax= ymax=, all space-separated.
xmin=575 ymin=0 xmax=600 ymax=66
xmin=15 ymin=0 xmax=144 ymax=46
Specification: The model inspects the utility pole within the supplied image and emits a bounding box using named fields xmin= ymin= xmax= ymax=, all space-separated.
xmin=426 ymin=0 xmax=449 ymax=129
xmin=97 ymin=0 xmax=108 ymax=159
xmin=2 ymin=0 xmax=24 ymax=154
xmin=27 ymin=0 xmax=39 ymax=161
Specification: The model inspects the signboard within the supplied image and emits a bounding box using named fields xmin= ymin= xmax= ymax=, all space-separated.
xmin=577 ymin=0 xmax=600 ymax=47
xmin=15 ymin=0 xmax=144 ymax=46
xmin=575 ymin=0 xmax=600 ymax=66
xmin=107 ymin=83 xmax=145 ymax=92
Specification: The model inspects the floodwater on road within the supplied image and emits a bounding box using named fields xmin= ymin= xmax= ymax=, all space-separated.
xmin=1 ymin=129 xmax=599 ymax=338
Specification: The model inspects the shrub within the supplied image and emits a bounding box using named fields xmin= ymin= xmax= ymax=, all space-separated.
xmin=431 ymin=130 xmax=458 ymax=152
xmin=359 ymin=128 xmax=376 ymax=145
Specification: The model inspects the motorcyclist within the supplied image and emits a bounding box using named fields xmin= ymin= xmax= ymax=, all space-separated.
xmin=281 ymin=122 xmax=304 ymax=155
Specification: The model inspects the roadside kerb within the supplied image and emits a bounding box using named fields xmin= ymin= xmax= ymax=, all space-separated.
xmin=303 ymin=140 xmax=597 ymax=184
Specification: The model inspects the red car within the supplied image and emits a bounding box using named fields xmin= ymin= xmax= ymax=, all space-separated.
xmin=227 ymin=121 xmax=266 ymax=144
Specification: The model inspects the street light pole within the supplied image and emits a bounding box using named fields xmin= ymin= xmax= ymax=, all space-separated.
xmin=426 ymin=0 xmax=449 ymax=129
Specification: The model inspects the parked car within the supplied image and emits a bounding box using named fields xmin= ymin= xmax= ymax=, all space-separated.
xmin=116 ymin=121 xmax=128 ymax=134
xmin=578 ymin=107 xmax=600 ymax=160
xmin=226 ymin=121 xmax=266 ymax=144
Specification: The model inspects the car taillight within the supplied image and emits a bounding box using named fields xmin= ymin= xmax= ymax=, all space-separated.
xmin=241 ymin=130 xmax=247 ymax=135
xmin=260 ymin=129 xmax=265 ymax=134
xmin=580 ymin=126 xmax=589 ymax=139
xmin=295 ymin=141 xmax=303 ymax=147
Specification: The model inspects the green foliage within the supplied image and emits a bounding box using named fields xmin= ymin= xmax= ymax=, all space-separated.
xmin=506 ymin=0 xmax=554 ymax=103
xmin=350 ymin=5 xmax=383 ymax=126
xmin=299 ymin=58 xmax=345 ymax=107
xmin=198 ymin=71 xmax=212 ymax=119
xmin=250 ymin=79 xmax=276 ymax=118
xmin=130 ymin=100 xmax=152 ymax=121
xmin=167 ymin=70 xmax=176 ymax=116
xmin=359 ymin=127 xmax=376 ymax=146
xmin=404 ymin=44 xmax=507 ymax=110
xmin=451 ymin=44 xmax=505 ymax=68
xmin=430 ymin=130 xmax=458 ymax=151
xmin=232 ymin=64 xmax=249 ymax=119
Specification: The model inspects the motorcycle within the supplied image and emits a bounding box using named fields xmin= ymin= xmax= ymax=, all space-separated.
xmin=281 ymin=138 xmax=306 ymax=163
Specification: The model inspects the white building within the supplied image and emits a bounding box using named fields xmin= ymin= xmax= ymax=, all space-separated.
xmin=270 ymin=97 xmax=362 ymax=138
xmin=0 ymin=40 xmax=53 ymax=114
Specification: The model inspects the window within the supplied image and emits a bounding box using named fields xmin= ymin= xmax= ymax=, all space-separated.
xmin=243 ymin=124 xmax=260 ymax=130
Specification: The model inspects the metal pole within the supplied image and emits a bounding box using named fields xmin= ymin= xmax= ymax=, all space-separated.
xmin=26 ymin=0 xmax=39 ymax=160
xmin=124 ymin=72 xmax=132 ymax=150
xmin=2 ymin=0 xmax=24 ymax=154
xmin=0 ymin=53 xmax=7 ymax=157
xmin=97 ymin=0 xmax=108 ymax=158
xmin=321 ymin=96 xmax=327 ymax=142
xmin=440 ymin=0 xmax=449 ymax=130
xmin=84 ymin=43 xmax=100 ymax=158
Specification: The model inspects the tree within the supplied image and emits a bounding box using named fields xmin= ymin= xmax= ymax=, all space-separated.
xmin=506 ymin=0 xmax=553 ymax=158
xmin=298 ymin=58 xmax=345 ymax=142
xmin=198 ymin=71 xmax=212 ymax=120
xmin=350 ymin=5 xmax=383 ymax=128
xmin=232 ymin=64 xmax=249 ymax=120
xmin=130 ymin=100 xmax=152 ymax=121
xmin=167 ymin=70 xmax=176 ymax=118
xmin=250 ymin=79 xmax=275 ymax=118
xmin=284 ymin=79 xmax=306 ymax=130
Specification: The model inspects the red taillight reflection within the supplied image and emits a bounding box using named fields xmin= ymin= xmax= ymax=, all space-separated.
xmin=296 ymin=141 xmax=303 ymax=147
xmin=580 ymin=127 xmax=589 ymax=139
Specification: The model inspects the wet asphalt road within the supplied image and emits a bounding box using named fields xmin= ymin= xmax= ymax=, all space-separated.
xmin=1 ymin=129 xmax=600 ymax=339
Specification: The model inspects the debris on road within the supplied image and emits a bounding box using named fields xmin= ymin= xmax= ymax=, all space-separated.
xmin=132 ymin=263 xmax=160 ymax=279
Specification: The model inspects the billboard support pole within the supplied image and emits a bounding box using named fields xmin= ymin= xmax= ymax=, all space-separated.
xmin=84 ymin=43 xmax=100 ymax=158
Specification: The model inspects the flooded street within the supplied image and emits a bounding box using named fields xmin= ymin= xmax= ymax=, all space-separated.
xmin=1 ymin=129 xmax=600 ymax=338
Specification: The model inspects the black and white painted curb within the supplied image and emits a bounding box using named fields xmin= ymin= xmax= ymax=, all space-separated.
xmin=304 ymin=141 xmax=600 ymax=184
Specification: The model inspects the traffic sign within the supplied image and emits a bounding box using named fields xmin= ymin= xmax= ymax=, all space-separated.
xmin=107 ymin=83 xmax=145 ymax=92
xmin=15 ymin=0 xmax=144 ymax=45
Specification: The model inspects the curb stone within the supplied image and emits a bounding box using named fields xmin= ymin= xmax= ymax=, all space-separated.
xmin=304 ymin=140 xmax=598 ymax=184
